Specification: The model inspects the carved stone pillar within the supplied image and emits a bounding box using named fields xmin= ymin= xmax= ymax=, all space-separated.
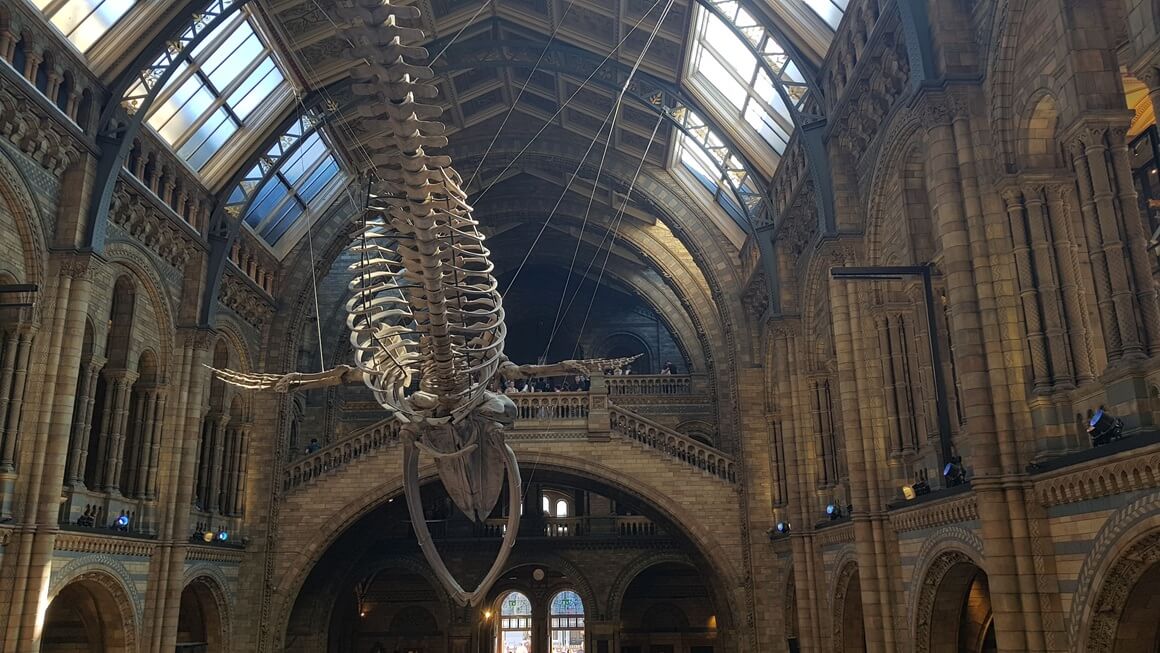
xmin=65 ymin=356 xmax=104 ymax=488
xmin=1108 ymin=125 xmax=1160 ymax=354
xmin=1078 ymin=127 xmax=1144 ymax=357
xmin=206 ymin=414 xmax=229 ymax=513
xmin=144 ymin=388 xmax=166 ymax=500
xmin=1023 ymin=185 xmax=1073 ymax=387
xmin=231 ymin=424 xmax=250 ymax=515
xmin=0 ymin=325 xmax=34 ymax=472
xmin=221 ymin=426 xmax=238 ymax=516
xmin=44 ymin=68 xmax=63 ymax=104
xmin=1070 ymin=140 xmax=1123 ymax=362
xmin=1045 ymin=184 xmax=1095 ymax=383
xmin=22 ymin=51 xmax=42 ymax=84
xmin=96 ymin=369 xmax=137 ymax=493
xmin=889 ymin=314 xmax=917 ymax=451
xmin=875 ymin=314 xmax=903 ymax=456
xmin=0 ymin=29 xmax=16 ymax=61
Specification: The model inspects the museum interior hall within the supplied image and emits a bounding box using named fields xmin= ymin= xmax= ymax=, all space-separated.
xmin=7 ymin=0 xmax=1160 ymax=651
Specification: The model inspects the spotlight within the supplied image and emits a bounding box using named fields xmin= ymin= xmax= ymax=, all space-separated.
xmin=826 ymin=503 xmax=841 ymax=520
xmin=216 ymin=530 xmax=229 ymax=542
xmin=114 ymin=515 xmax=130 ymax=530
xmin=1088 ymin=409 xmax=1124 ymax=446
xmin=943 ymin=457 xmax=965 ymax=487
xmin=203 ymin=531 xmax=215 ymax=543
xmin=775 ymin=521 xmax=791 ymax=535
xmin=901 ymin=485 xmax=916 ymax=501
xmin=359 ymin=610 xmax=367 ymax=618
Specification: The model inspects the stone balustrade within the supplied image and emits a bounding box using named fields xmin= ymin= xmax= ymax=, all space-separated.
xmin=512 ymin=392 xmax=590 ymax=422
xmin=605 ymin=374 xmax=692 ymax=395
xmin=477 ymin=515 xmax=660 ymax=539
xmin=282 ymin=390 xmax=731 ymax=493
xmin=608 ymin=404 xmax=737 ymax=483
xmin=282 ymin=421 xmax=400 ymax=492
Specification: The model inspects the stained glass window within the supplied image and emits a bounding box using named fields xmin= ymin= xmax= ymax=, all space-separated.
xmin=499 ymin=592 xmax=533 ymax=653
xmin=550 ymin=591 xmax=584 ymax=653
xmin=240 ymin=130 xmax=343 ymax=247
xmin=144 ymin=11 xmax=286 ymax=172
xmin=34 ymin=0 xmax=136 ymax=52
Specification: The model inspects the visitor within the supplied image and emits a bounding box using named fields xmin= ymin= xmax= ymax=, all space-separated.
xmin=661 ymin=361 xmax=674 ymax=375
xmin=623 ymin=365 xmax=632 ymax=375
xmin=613 ymin=366 xmax=624 ymax=375
xmin=305 ymin=438 xmax=321 ymax=454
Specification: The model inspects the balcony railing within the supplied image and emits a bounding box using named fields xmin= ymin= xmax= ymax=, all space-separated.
xmin=512 ymin=392 xmax=590 ymax=423
xmin=476 ymin=515 xmax=661 ymax=539
xmin=606 ymin=374 xmax=693 ymax=395
xmin=283 ymin=420 xmax=400 ymax=491
xmin=609 ymin=405 xmax=737 ymax=483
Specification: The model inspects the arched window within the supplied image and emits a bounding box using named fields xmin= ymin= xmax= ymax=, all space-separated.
xmin=542 ymin=494 xmax=550 ymax=514
xmin=549 ymin=590 xmax=585 ymax=653
xmin=555 ymin=499 xmax=569 ymax=518
xmin=498 ymin=591 xmax=532 ymax=653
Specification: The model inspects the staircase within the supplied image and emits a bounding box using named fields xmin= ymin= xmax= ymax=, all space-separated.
xmin=281 ymin=383 xmax=736 ymax=494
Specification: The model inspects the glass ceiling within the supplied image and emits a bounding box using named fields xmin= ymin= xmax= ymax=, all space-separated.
xmin=676 ymin=0 xmax=838 ymax=228
xmin=238 ymin=130 xmax=344 ymax=248
xmin=145 ymin=12 xmax=286 ymax=172
xmin=33 ymin=0 xmax=137 ymax=52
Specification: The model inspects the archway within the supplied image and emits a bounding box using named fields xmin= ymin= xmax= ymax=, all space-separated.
xmin=834 ymin=565 xmax=865 ymax=653
xmin=916 ymin=553 xmax=995 ymax=653
xmin=617 ymin=561 xmax=719 ymax=653
xmin=178 ymin=577 xmax=227 ymax=652
xmin=42 ymin=575 xmax=135 ymax=652
xmin=1082 ymin=530 xmax=1160 ymax=653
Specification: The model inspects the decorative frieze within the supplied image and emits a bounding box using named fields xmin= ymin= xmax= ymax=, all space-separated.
xmin=218 ymin=270 xmax=276 ymax=332
xmin=54 ymin=532 xmax=154 ymax=557
xmin=108 ymin=182 xmax=201 ymax=270
xmin=888 ymin=493 xmax=979 ymax=532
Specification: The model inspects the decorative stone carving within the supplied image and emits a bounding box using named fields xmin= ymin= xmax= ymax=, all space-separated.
xmin=108 ymin=183 xmax=199 ymax=270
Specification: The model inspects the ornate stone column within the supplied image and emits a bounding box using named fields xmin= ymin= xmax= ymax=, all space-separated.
xmin=1077 ymin=126 xmax=1144 ymax=358
xmin=231 ymin=423 xmax=250 ymax=515
xmin=98 ymin=369 xmax=138 ymax=493
xmin=65 ymin=356 xmax=103 ymax=488
xmin=1044 ymin=183 xmax=1094 ymax=383
xmin=1001 ymin=188 xmax=1050 ymax=391
xmin=207 ymin=414 xmax=229 ymax=513
xmin=1070 ymin=140 xmax=1122 ymax=362
xmin=1023 ymin=184 xmax=1073 ymax=387
xmin=1107 ymin=125 xmax=1160 ymax=354
xmin=0 ymin=323 xmax=35 ymax=517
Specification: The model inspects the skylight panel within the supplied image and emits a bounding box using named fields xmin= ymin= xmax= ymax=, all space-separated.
xmin=241 ymin=129 xmax=345 ymax=249
xmin=143 ymin=12 xmax=287 ymax=174
xmin=34 ymin=0 xmax=136 ymax=52
xmin=803 ymin=0 xmax=846 ymax=29
xmin=687 ymin=4 xmax=799 ymax=169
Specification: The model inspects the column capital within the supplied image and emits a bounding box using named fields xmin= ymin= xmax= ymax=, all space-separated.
xmin=1060 ymin=113 xmax=1135 ymax=153
xmin=178 ymin=327 xmax=217 ymax=352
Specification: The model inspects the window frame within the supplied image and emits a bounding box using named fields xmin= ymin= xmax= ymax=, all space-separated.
xmin=33 ymin=0 xmax=138 ymax=54
xmin=141 ymin=8 xmax=293 ymax=182
xmin=548 ymin=590 xmax=586 ymax=653
xmin=497 ymin=591 xmax=534 ymax=653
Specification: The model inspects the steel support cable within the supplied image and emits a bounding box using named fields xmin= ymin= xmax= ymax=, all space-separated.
xmin=542 ymin=0 xmax=675 ymax=360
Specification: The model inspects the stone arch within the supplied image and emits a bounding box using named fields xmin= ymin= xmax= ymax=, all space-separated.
xmin=910 ymin=543 xmax=991 ymax=653
xmin=676 ymin=419 xmax=716 ymax=445
xmin=0 ymin=147 xmax=46 ymax=286
xmin=102 ymin=248 xmax=177 ymax=376
xmin=1071 ymin=492 xmax=1160 ymax=650
xmin=605 ymin=551 xmax=698 ymax=622
xmin=46 ymin=560 xmax=141 ymax=652
xmin=270 ymin=456 xmax=742 ymax=651
xmin=1018 ymin=91 xmax=1063 ymax=169
xmin=831 ymin=558 xmax=865 ymax=653
xmin=502 ymin=552 xmax=601 ymax=621
xmin=180 ymin=573 xmax=232 ymax=652
xmin=865 ymin=108 xmax=927 ymax=266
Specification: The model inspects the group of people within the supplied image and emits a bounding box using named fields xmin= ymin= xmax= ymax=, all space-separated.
xmin=500 ymin=375 xmax=590 ymax=394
